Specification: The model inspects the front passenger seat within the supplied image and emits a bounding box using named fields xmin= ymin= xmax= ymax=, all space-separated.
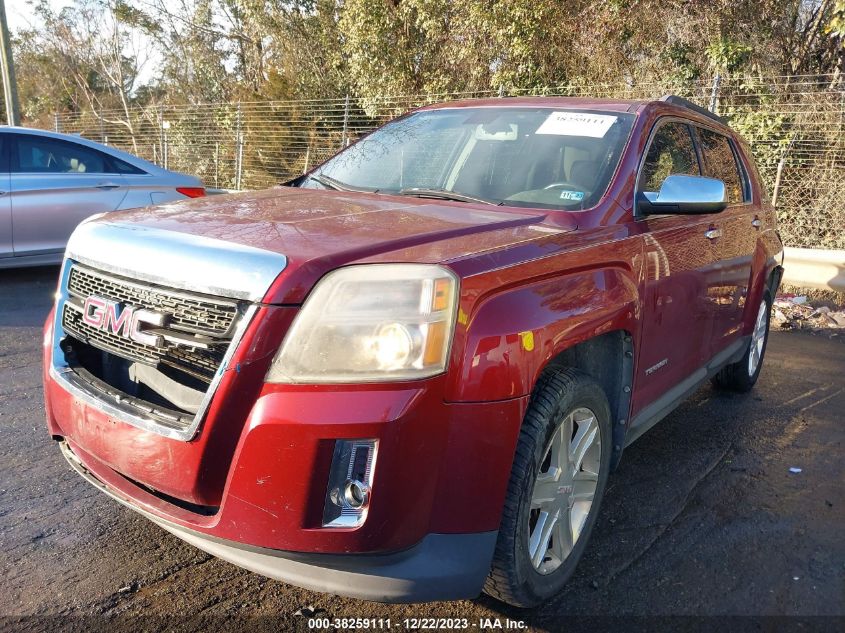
xmin=569 ymin=160 xmax=600 ymax=191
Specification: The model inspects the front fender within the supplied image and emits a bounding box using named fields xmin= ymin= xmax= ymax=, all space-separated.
xmin=446 ymin=268 xmax=641 ymax=402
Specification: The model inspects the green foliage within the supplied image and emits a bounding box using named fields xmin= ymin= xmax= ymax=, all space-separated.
xmin=112 ymin=0 xmax=161 ymax=35
xmin=663 ymin=43 xmax=703 ymax=83
xmin=340 ymin=0 xmax=455 ymax=111
xmin=727 ymin=110 xmax=791 ymax=179
xmin=706 ymin=37 xmax=753 ymax=73
xmin=13 ymin=0 xmax=845 ymax=114
xmin=827 ymin=0 xmax=845 ymax=38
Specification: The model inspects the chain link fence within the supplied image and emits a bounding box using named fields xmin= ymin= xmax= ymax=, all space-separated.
xmin=33 ymin=74 xmax=845 ymax=249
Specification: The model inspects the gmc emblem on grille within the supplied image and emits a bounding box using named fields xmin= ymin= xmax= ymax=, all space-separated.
xmin=82 ymin=295 xmax=166 ymax=347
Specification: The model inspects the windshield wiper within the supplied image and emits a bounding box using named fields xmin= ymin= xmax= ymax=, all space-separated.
xmin=308 ymin=173 xmax=378 ymax=193
xmin=398 ymin=188 xmax=498 ymax=206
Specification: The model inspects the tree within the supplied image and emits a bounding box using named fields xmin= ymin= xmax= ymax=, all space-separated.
xmin=18 ymin=0 xmax=157 ymax=150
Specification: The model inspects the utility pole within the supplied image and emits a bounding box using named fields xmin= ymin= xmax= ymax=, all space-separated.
xmin=0 ymin=0 xmax=20 ymax=126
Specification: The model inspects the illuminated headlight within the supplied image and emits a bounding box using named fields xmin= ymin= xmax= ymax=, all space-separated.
xmin=265 ymin=264 xmax=459 ymax=383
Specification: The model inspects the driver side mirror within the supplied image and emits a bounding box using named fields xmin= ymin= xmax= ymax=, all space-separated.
xmin=638 ymin=174 xmax=727 ymax=215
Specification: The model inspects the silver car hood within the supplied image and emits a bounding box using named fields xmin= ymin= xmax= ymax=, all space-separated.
xmin=65 ymin=220 xmax=287 ymax=301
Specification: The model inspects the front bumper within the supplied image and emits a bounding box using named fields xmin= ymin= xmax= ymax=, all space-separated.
xmin=61 ymin=440 xmax=497 ymax=602
xmin=44 ymin=302 xmax=529 ymax=601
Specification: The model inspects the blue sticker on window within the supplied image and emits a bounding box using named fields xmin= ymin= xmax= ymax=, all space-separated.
xmin=559 ymin=190 xmax=585 ymax=201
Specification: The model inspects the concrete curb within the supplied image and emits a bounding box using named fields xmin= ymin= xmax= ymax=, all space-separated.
xmin=782 ymin=247 xmax=845 ymax=292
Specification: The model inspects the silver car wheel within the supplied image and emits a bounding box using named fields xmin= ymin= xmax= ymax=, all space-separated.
xmin=748 ymin=299 xmax=768 ymax=377
xmin=528 ymin=407 xmax=601 ymax=575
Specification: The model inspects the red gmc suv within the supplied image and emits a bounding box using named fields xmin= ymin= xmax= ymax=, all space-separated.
xmin=42 ymin=96 xmax=783 ymax=607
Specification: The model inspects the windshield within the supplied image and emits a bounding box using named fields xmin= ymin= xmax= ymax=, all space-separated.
xmin=302 ymin=107 xmax=635 ymax=210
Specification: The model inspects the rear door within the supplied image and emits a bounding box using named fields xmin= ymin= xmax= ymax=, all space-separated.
xmin=10 ymin=134 xmax=127 ymax=256
xmin=632 ymin=120 xmax=720 ymax=413
xmin=693 ymin=126 xmax=755 ymax=357
xmin=0 ymin=135 xmax=10 ymax=258
xmin=102 ymin=156 xmax=162 ymax=209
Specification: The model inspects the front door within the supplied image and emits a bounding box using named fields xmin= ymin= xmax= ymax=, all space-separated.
xmin=631 ymin=120 xmax=721 ymax=416
xmin=10 ymin=134 xmax=126 ymax=256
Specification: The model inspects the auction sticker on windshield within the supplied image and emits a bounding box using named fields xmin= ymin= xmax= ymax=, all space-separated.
xmin=536 ymin=111 xmax=618 ymax=137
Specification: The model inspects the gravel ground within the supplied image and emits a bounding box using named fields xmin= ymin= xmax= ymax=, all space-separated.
xmin=1 ymin=266 xmax=843 ymax=632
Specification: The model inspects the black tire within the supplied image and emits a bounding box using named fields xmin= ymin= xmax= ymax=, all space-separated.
xmin=483 ymin=367 xmax=612 ymax=608
xmin=712 ymin=289 xmax=772 ymax=393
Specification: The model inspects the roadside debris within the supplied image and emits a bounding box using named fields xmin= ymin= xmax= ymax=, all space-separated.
xmin=789 ymin=467 xmax=803 ymax=474
xmin=294 ymin=606 xmax=327 ymax=617
xmin=772 ymin=294 xmax=845 ymax=331
xmin=117 ymin=581 xmax=139 ymax=594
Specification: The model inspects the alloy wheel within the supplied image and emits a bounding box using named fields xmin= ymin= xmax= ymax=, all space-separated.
xmin=748 ymin=300 xmax=768 ymax=376
xmin=528 ymin=407 xmax=601 ymax=575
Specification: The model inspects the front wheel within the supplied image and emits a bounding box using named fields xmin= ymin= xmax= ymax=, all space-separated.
xmin=484 ymin=368 xmax=612 ymax=607
xmin=712 ymin=290 xmax=772 ymax=392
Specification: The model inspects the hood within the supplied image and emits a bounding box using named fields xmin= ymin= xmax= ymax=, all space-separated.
xmin=77 ymin=187 xmax=576 ymax=303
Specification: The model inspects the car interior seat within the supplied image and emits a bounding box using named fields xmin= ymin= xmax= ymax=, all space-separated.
xmin=568 ymin=160 xmax=600 ymax=192
xmin=69 ymin=158 xmax=87 ymax=173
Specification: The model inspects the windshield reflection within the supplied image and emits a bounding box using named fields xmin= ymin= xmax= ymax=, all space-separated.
xmin=302 ymin=107 xmax=635 ymax=210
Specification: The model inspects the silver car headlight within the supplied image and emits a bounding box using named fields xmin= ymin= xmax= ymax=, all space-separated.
xmin=265 ymin=264 xmax=459 ymax=383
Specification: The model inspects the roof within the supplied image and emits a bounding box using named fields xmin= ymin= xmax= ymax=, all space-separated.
xmin=417 ymin=95 xmax=728 ymax=126
xmin=418 ymin=96 xmax=644 ymax=113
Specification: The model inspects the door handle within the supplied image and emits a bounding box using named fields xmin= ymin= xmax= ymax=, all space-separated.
xmin=751 ymin=218 xmax=762 ymax=228
xmin=95 ymin=182 xmax=121 ymax=189
xmin=704 ymin=228 xmax=722 ymax=240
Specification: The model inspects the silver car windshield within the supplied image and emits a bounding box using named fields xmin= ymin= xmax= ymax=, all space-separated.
xmin=306 ymin=107 xmax=635 ymax=210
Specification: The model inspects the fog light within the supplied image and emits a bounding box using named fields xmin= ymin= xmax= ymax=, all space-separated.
xmin=344 ymin=480 xmax=369 ymax=508
xmin=322 ymin=439 xmax=377 ymax=528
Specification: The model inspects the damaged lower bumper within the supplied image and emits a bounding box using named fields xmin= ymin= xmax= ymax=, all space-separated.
xmin=60 ymin=440 xmax=496 ymax=603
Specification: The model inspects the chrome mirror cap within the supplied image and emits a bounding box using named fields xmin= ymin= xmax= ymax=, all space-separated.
xmin=640 ymin=174 xmax=727 ymax=215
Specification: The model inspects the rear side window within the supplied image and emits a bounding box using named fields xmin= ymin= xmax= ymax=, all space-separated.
xmin=696 ymin=128 xmax=745 ymax=204
xmin=15 ymin=135 xmax=109 ymax=174
xmin=110 ymin=156 xmax=146 ymax=175
xmin=639 ymin=122 xmax=700 ymax=193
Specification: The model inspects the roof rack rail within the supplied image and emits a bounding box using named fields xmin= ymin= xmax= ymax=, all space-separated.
xmin=659 ymin=95 xmax=725 ymax=124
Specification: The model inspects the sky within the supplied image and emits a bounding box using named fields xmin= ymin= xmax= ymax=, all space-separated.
xmin=6 ymin=0 xmax=160 ymax=87
xmin=6 ymin=0 xmax=54 ymax=33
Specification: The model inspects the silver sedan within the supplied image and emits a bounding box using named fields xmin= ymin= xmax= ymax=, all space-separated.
xmin=0 ymin=127 xmax=205 ymax=269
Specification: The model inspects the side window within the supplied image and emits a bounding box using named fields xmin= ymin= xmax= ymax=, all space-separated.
xmin=639 ymin=122 xmax=700 ymax=194
xmin=14 ymin=136 xmax=109 ymax=174
xmin=696 ymin=128 xmax=744 ymax=204
xmin=111 ymin=156 xmax=146 ymax=175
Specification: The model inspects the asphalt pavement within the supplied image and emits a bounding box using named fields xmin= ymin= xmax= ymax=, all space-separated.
xmin=0 ymin=266 xmax=843 ymax=632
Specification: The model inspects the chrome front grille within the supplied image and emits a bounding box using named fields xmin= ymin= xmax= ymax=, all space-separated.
xmin=68 ymin=265 xmax=238 ymax=337
xmin=52 ymin=223 xmax=285 ymax=441
xmin=61 ymin=263 xmax=240 ymax=383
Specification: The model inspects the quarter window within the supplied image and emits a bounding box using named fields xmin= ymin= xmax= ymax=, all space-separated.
xmin=110 ymin=156 xmax=146 ymax=175
xmin=696 ymin=128 xmax=745 ymax=204
xmin=639 ymin=122 xmax=700 ymax=194
xmin=15 ymin=136 xmax=109 ymax=174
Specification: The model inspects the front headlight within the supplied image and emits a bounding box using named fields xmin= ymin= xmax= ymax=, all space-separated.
xmin=265 ymin=264 xmax=459 ymax=383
